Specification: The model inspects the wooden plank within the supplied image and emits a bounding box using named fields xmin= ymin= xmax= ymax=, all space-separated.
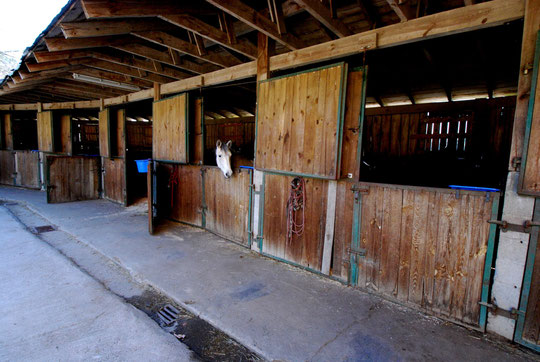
xmin=0 ymin=150 xmax=15 ymax=185
xmin=321 ymin=180 xmax=337 ymax=275
xmin=37 ymin=111 xmax=53 ymax=152
xmin=408 ymin=190 xmax=429 ymax=305
xmin=522 ymin=227 xmax=540 ymax=344
xmin=60 ymin=114 xmax=72 ymax=155
xmin=313 ymin=68 xmax=328 ymax=176
xmin=379 ymin=187 xmax=403 ymax=297
xmin=3 ymin=114 xmax=13 ymax=150
xmin=152 ymin=93 xmax=188 ymax=163
xmin=98 ymin=109 xmax=110 ymax=157
xmin=340 ymin=70 xmax=363 ymax=179
xmin=332 ymin=180 xmax=354 ymax=281
xmin=193 ymin=97 xmax=204 ymax=164
xmin=397 ymin=189 xmax=414 ymax=301
xmin=115 ymin=108 xmax=125 ymax=157
xmin=294 ymin=0 xmax=352 ymax=37
xmin=166 ymin=164 xmax=203 ymax=226
xmin=103 ymin=157 xmax=125 ymax=204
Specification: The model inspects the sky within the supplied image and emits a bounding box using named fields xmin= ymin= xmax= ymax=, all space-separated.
xmin=0 ymin=0 xmax=69 ymax=51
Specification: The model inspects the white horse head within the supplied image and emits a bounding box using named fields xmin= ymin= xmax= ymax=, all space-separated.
xmin=216 ymin=139 xmax=233 ymax=178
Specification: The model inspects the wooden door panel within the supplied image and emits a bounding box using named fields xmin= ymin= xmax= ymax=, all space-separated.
xmin=46 ymin=156 xmax=100 ymax=203
xmin=153 ymin=93 xmax=188 ymax=163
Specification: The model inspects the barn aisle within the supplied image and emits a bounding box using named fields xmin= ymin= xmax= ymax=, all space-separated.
xmin=0 ymin=185 xmax=535 ymax=361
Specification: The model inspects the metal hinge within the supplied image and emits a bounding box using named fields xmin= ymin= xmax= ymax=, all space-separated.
xmin=511 ymin=157 xmax=521 ymax=171
xmin=488 ymin=219 xmax=536 ymax=233
xmin=347 ymin=247 xmax=366 ymax=257
xmin=478 ymin=302 xmax=524 ymax=320
xmin=351 ymin=185 xmax=369 ymax=193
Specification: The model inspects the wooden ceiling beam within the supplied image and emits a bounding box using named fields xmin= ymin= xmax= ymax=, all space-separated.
xmin=47 ymin=82 xmax=124 ymax=99
xmin=60 ymin=19 xmax=176 ymax=38
xmin=205 ymin=0 xmax=306 ymax=50
xmin=16 ymin=65 xmax=86 ymax=83
xmin=385 ymin=0 xmax=414 ymax=22
xmin=81 ymin=0 xmax=258 ymax=59
xmin=86 ymin=59 xmax=175 ymax=84
xmin=45 ymin=36 xmax=130 ymax=52
xmin=57 ymin=79 xmax=128 ymax=96
xmin=218 ymin=11 xmax=237 ymax=43
xmin=81 ymin=0 xmax=217 ymax=18
xmin=25 ymin=58 xmax=95 ymax=72
xmin=132 ymin=30 xmax=241 ymax=67
xmin=294 ymin=0 xmax=352 ymax=37
xmin=356 ymin=0 xmax=379 ymax=28
xmin=33 ymin=50 xmax=93 ymax=63
xmin=112 ymin=42 xmax=220 ymax=74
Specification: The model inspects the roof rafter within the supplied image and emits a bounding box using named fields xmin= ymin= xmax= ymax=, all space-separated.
xmin=294 ymin=0 xmax=352 ymax=37
xmin=385 ymin=0 xmax=414 ymax=22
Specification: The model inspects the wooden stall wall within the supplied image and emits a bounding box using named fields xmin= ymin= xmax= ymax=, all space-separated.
xmin=153 ymin=93 xmax=188 ymax=163
xmin=37 ymin=111 xmax=53 ymax=152
xmin=54 ymin=114 xmax=72 ymax=155
xmin=192 ymin=97 xmax=204 ymax=165
xmin=2 ymin=113 xmax=13 ymax=150
xmin=204 ymin=167 xmax=251 ymax=246
xmin=332 ymin=182 xmax=498 ymax=327
xmin=99 ymin=109 xmax=110 ymax=157
xmin=46 ymin=156 xmax=100 ymax=203
xmin=256 ymin=63 xmax=347 ymax=179
xmin=0 ymin=150 xmax=15 ymax=185
xmin=156 ymin=163 xmax=202 ymax=226
xmin=14 ymin=151 xmax=40 ymax=188
xmin=103 ymin=157 xmax=126 ymax=205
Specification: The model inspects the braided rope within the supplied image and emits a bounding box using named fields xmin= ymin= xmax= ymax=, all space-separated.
xmin=287 ymin=177 xmax=306 ymax=244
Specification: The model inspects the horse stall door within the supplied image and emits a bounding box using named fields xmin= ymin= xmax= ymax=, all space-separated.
xmin=46 ymin=155 xmax=100 ymax=203
xmin=204 ymin=167 xmax=251 ymax=246
xmin=14 ymin=151 xmax=40 ymax=188
xmin=103 ymin=157 xmax=126 ymax=205
xmin=347 ymin=183 xmax=499 ymax=329
xmin=0 ymin=150 xmax=15 ymax=185
xmin=261 ymin=173 xmax=329 ymax=271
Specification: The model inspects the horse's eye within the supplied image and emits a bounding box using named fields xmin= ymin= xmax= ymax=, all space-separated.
xmin=219 ymin=155 xmax=221 ymax=157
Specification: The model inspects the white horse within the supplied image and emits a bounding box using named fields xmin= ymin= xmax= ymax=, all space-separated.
xmin=216 ymin=139 xmax=233 ymax=178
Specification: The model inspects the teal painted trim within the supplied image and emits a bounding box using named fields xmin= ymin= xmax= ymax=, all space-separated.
xmin=335 ymin=63 xmax=349 ymax=178
xmin=201 ymin=167 xmax=206 ymax=228
xmin=256 ymin=168 xmax=337 ymax=180
xmin=258 ymin=61 xmax=347 ymax=84
xmin=514 ymin=198 xmax=540 ymax=352
xmin=349 ymin=192 xmax=363 ymax=286
xmin=185 ymin=92 xmax=190 ymax=164
xmin=260 ymin=251 xmax=347 ymax=285
xmin=479 ymin=193 xmax=500 ymax=331
xmin=518 ymin=30 xmax=540 ymax=197
xmin=258 ymin=172 xmax=266 ymax=251
xmin=356 ymin=66 xmax=368 ymax=181
xmin=247 ymin=169 xmax=253 ymax=246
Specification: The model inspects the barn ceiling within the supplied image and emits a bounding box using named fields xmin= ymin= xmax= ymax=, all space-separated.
xmin=0 ymin=0 xmax=511 ymax=105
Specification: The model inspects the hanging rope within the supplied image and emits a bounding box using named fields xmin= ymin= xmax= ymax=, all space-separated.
xmin=287 ymin=177 xmax=306 ymax=244
xmin=168 ymin=165 xmax=180 ymax=208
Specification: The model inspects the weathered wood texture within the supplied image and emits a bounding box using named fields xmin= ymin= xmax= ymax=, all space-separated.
xmin=37 ymin=111 xmax=53 ymax=152
xmin=126 ymin=122 xmax=152 ymax=150
xmin=346 ymin=183 xmax=496 ymax=326
xmin=2 ymin=113 xmax=13 ymax=150
xmin=204 ymin=118 xmax=254 ymax=155
xmin=256 ymin=64 xmax=345 ymax=178
xmin=340 ymin=69 xmax=364 ymax=179
xmin=204 ymin=167 xmax=250 ymax=246
xmin=0 ymin=150 xmax=15 ymax=185
xmin=522 ymin=222 xmax=540 ymax=345
xmin=99 ymin=109 xmax=109 ymax=157
xmin=153 ymin=93 xmax=188 ymax=163
xmin=46 ymin=155 xmax=100 ymax=203
xmin=103 ymin=157 xmax=125 ymax=204
xmin=192 ymin=97 xmax=204 ymax=164
xmin=521 ymin=41 xmax=540 ymax=194
xmin=14 ymin=151 xmax=40 ymax=188
xmin=262 ymin=173 xmax=329 ymax=271
xmin=157 ymin=163 xmax=202 ymax=226
xmin=332 ymin=180 xmax=355 ymax=281
xmin=114 ymin=108 xmax=126 ymax=157
xmin=57 ymin=114 xmax=72 ymax=154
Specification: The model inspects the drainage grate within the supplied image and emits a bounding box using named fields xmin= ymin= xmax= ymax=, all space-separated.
xmin=32 ymin=225 xmax=56 ymax=234
xmin=157 ymin=304 xmax=180 ymax=325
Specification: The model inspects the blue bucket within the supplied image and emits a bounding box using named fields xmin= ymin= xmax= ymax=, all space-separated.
xmin=135 ymin=159 xmax=150 ymax=173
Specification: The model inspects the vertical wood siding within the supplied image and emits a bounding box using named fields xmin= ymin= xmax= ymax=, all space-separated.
xmin=335 ymin=183 xmax=498 ymax=327
xmin=204 ymin=167 xmax=251 ymax=246
xmin=153 ymin=94 xmax=188 ymax=163
xmin=47 ymin=156 xmax=99 ymax=203
xmin=522 ymin=59 xmax=540 ymax=194
xmin=522 ymin=228 xmax=540 ymax=345
xmin=99 ymin=109 xmax=109 ymax=157
xmin=37 ymin=111 xmax=53 ymax=152
xmin=340 ymin=69 xmax=364 ymax=180
xmin=262 ymin=173 xmax=329 ymax=271
xmin=14 ymin=151 xmax=39 ymax=188
xmin=103 ymin=157 xmax=125 ymax=204
xmin=0 ymin=150 xmax=15 ymax=185
xmin=2 ymin=113 xmax=13 ymax=150
xmin=256 ymin=64 xmax=345 ymax=178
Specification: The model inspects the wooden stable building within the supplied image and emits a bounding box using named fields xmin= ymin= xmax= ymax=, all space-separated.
xmin=0 ymin=0 xmax=539 ymax=351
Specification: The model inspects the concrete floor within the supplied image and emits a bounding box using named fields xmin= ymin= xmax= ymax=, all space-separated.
xmin=0 ymin=206 xmax=194 ymax=361
xmin=0 ymin=186 xmax=537 ymax=362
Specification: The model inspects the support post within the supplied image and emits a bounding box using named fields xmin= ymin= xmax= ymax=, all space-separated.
xmin=257 ymin=33 xmax=275 ymax=82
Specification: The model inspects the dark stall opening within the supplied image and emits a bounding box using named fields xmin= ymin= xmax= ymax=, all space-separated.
xmin=359 ymin=22 xmax=522 ymax=190
xmin=11 ymin=111 xmax=38 ymax=150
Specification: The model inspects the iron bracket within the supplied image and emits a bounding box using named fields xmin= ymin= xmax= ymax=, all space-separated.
xmin=478 ymin=302 xmax=523 ymax=320
xmin=351 ymin=185 xmax=369 ymax=194
xmin=347 ymin=247 xmax=366 ymax=257
xmin=487 ymin=219 xmax=530 ymax=233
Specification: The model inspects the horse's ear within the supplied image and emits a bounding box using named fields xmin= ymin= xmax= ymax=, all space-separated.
xmin=216 ymin=140 xmax=222 ymax=148
xmin=226 ymin=140 xmax=232 ymax=148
